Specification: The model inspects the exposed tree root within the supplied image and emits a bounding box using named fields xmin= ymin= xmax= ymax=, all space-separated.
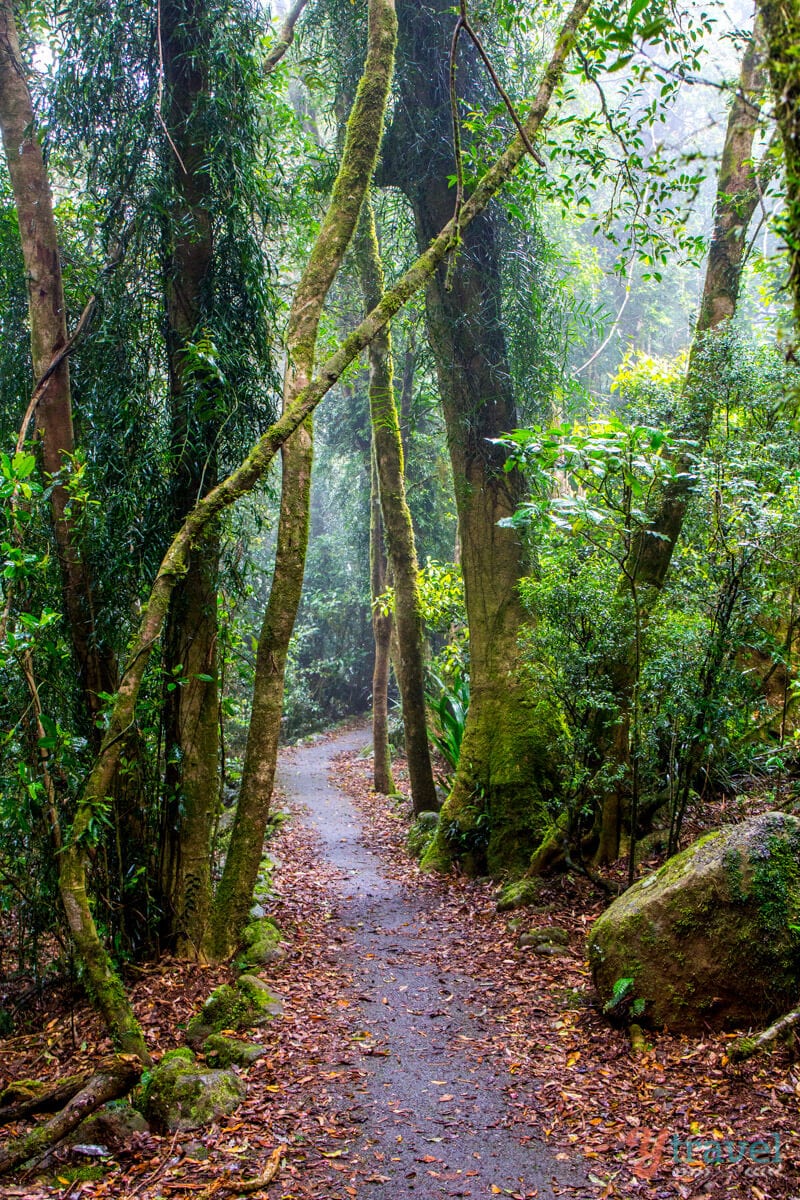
xmin=0 ymin=1055 xmax=141 ymax=1175
xmin=0 ymin=1069 xmax=96 ymax=1128
xmin=196 ymin=1144 xmax=284 ymax=1198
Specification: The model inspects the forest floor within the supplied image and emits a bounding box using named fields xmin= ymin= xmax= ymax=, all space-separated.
xmin=0 ymin=724 xmax=798 ymax=1200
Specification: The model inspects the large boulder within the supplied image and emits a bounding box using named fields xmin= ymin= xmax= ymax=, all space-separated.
xmin=142 ymin=1049 xmax=245 ymax=1133
xmin=588 ymin=812 xmax=800 ymax=1032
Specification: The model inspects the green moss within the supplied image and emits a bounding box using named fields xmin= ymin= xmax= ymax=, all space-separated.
xmin=237 ymin=917 xmax=285 ymax=970
xmin=203 ymin=1034 xmax=265 ymax=1068
xmin=49 ymin=1164 xmax=107 ymax=1184
xmin=161 ymin=1047 xmax=195 ymax=1066
xmin=186 ymin=977 xmax=281 ymax=1045
xmin=495 ymin=878 xmax=542 ymax=912
xmin=143 ymin=1055 xmax=246 ymax=1133
xmin=407 ymin=811 xmax=439 ymax=860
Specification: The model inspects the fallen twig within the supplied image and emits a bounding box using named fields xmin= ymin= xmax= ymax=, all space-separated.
xmin=729 ymin=1004 xmax=800 ymax=1062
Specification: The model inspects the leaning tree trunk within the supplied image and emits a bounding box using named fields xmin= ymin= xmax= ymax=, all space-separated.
xmin=356 ymin=197 xmax=438 ymax=813
xmin=381 ymin=0 xmax=561 ymax=874
xmin=0 ymin=1 xmax=117 ymax=727
xmin=593 ymin=20 xmax=768 ymax=864
xmin=209 ymin=0 xmax=399 ymax=960
xmin=58 ymin=0 xmax=592 ymax=1046
xmin=157 ymin=0 xmax=220 ymax=959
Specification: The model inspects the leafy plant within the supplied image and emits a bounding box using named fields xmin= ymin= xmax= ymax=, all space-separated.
xmin=426 ymin=669 xmax=469 ymax=773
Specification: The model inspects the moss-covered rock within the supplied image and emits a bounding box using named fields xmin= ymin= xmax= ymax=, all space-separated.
xmin=495 ymin=878 xmax=542 ymax=912
xmin=142 ymin=1050 xmax=245 ymax=1133
xmin=236 ymin=975 xmax=283 ymax=1020
xmin=407 ymin=811 xmax=439 ymax=859
xmin=518 ymin=925 xmax=569 ymax=948
xmin=186 ymin=977 xmax=283 ymax=1047
xmin=238 ymin=917 xmax=286 ymax=970
xmin=203 ymin=1034 xmax=265 ymax=1069
xmin=588 ymin=812 xmax=800 ymax=1032
xmin=71 ymin=1101 xmax=149 ymax=1148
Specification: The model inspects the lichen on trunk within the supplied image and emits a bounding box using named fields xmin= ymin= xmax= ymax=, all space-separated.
xmin=355 ymin=196 xmax=437 ymax=814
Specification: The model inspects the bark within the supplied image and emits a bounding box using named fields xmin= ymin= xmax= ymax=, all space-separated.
xmin=758 ymin=0 xmax=800 ymax=327
xmin=157 ymin=0 xmax=219 ymax=959
xmin=61 ymin=0 xmax=591 ymax=1040
xmin=209 ymin=0 xmax=399 ymax=959
xmin=0 ymin=1072 xmax=95 ymax=1127
xmin=356 ymin=197 xmax=437 ymax=814
xmin=265 ymin=0 xmax=309 ymax=73
xmin=630 ymin=22 xmax=768 ymax=592
xmin=381 ymin=0 xmax=570 ymax=873
xmin=593 ymin=21 xmax=768 ymax=864
xmin=0 ymin=1056 xmax=141 ymax=1175
xmin=370 ymin=447 xmax=395 ymax=794
xmin=0 ymin=1 xmax=117 ymax=727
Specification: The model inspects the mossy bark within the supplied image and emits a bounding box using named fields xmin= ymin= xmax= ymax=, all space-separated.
xmin=0 ymin=1055 xmax=142 ymax=1175
xmin=66 ymin=0 xmax=590 ymax=1036
xmin=593 ymin=22 xmax=768 ymax=863
xmin=382 ymin=0 xmax=574 ymax=871
xmin=356 ymin=197 xmax=436 ymax=813
xmin=209 ymin=0 xmax=399 ymax=959
xmin=758 ymin=0 xmax=800 ymax=327
xmin=369 ymin=447 xmax=395 ymax=794
xmin=156 ymin=0 xmax=221 ymax=958
xmin=0 ymin=1 xmax=117 ymax=728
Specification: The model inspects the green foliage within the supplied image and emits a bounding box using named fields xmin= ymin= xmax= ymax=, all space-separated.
xmin=425 ymin=670 xmax=469 ymax=773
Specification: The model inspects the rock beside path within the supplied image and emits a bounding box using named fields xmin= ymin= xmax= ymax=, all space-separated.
xmin=588 ymin=811 xmax=800 ymax=1032
xmin=142 ymin=1049 xmax=245 ymax=1132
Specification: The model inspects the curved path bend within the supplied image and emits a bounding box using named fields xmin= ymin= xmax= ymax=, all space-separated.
xmin=277 ymin=728 xmax=590 ymax=1200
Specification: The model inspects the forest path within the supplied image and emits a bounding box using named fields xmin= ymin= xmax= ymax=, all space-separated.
xmin=276 ymin=726 xmax=590 ymax=1200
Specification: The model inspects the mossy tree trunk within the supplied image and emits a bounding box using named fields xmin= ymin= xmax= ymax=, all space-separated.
xmin=370 ymin=446 xmax=395 ymax=794
xmin=0 ymin=1 xmax=118 ymax=728
xmin=356 ymin=197 xmax=437 ymax=813
xmin=59 ymin=0 xmax=591 ymax=1044
xmin=758 ymin=0 xmax=800 ymax=327
xmin=593 ymin=21 xmax=768 ymax=864
xmin=381 ymin=0 xmax=565 ymax=873
xmin=208 ymin=0 xmax=399 ymax=959
xmin=157 ymin=0 xmax=220 ymax=959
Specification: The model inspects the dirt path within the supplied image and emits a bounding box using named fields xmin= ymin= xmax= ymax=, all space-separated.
xmin=276 ymin=728 xmax=590 ymax=1200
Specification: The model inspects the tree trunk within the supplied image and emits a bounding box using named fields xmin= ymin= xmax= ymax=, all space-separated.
xmin=381 ymin=0 xmax=562 ymax=873
xmin=593 ymin=21 xmax=768 ymax=864
xmin=356 ymin=197 xmax=438 ymax=814
xmin=0 ymin=0 xmax=117 ymax=728
xmin=64 ymin=0 xmax=590 ymax=1034
xmin=370 ymin=447 xmax=395 ymax=794
xmin=209 ymin=0 xmax=399 ymax=959
xmin=157 ymin=0 xmax=220 ymax=957
xmin=757 ymin=0 xmax=800 ymax=327
xmin=629 ymin=22 xmax=767 ymax=592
